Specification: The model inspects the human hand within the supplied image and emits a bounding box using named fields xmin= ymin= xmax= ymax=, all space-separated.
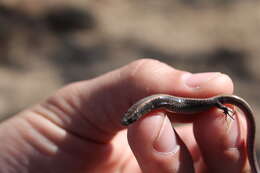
xmin=0 ymin=59 xmax=249 ymax=173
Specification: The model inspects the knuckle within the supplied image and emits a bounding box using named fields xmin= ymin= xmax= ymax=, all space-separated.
xmin=125 ymin=58 xmax=162 ymax=82
xmin=121 ymin=58 xmax=174 ymax=94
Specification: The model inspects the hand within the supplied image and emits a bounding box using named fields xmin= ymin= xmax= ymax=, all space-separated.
xmin=0 ymin=59 xmax=249 ymax=173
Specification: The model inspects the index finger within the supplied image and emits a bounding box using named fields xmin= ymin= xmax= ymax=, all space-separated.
xmin=34 ymin=59 xmax=233 ymax=143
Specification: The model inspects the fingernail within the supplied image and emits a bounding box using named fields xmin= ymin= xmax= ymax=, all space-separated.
xmin=153 ymin=114 xmax=179 ymax=153
xmin=184 ymin=72 xmax=222 ymax=88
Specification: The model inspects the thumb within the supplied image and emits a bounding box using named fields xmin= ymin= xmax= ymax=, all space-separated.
xmin=127 ymin=112 xmax=194 ymax=173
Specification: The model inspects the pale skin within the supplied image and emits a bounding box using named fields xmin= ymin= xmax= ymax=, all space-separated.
xmin=0 ymin=59 xmax=250 ymax=173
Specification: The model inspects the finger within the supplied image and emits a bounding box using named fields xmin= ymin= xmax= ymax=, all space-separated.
xmin=128 ymin=112 xmax=194 ymax=173
xmin=32 ymin=59 xmax=233 ymax=142
xmin=175 ymin=124 xmax=208 ymax=173
xmin=193 ymin=107 xmax=247 ymax=173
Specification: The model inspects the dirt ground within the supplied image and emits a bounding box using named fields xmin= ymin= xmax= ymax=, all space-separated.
xmin=0 ymin=0 xmax=260 ymax=164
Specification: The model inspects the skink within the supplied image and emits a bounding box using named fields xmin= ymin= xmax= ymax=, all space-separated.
xmin=121 ymin=94 xmax=259 ymax=173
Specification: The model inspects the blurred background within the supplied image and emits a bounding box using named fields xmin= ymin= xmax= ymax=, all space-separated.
xmin=0 ymin=0 xmax=259 ymax=164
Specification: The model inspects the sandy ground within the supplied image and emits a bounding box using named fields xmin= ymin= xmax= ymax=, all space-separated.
xmin=0 ymin=0 xmax=260 ymax=164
